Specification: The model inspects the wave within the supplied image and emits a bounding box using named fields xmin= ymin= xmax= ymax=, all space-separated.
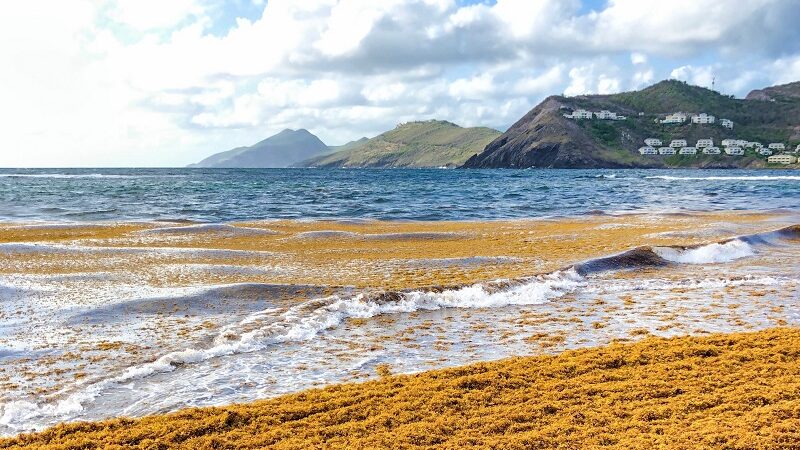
xmin=645 ymin=175 xmax=800 ymax=181
xmin=0 ymin=270 xmax=583 ymax=431
xmin=3 ymin=223 xmax=798 ymax=432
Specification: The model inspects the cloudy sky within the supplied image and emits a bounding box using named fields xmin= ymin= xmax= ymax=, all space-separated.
xmin=2 ymin=0 xmax=800 ymax=167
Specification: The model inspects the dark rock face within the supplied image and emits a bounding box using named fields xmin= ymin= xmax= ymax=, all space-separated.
xmin=462 ymin=97 xmax=637 ymax=169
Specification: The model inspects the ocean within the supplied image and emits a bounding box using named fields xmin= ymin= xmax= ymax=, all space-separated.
xmin=0 ymin=168 xmax=799 ymax=435
xmin=1 ymin=168 xmax=799 ymax=222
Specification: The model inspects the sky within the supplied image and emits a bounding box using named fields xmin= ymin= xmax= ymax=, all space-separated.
xmin=1 ymin=0 xmax=800 ymax=167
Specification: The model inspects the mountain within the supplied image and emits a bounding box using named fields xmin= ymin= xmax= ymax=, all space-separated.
xmin=299 ymin=120 xmax=501 ymax=168
xmin=462 ymin=80 xmax=800 ymax=169
xmin=746 ymin=81 xmax=800 ymax=101
xmin=190 ymin=129 xmax=330 ymax=168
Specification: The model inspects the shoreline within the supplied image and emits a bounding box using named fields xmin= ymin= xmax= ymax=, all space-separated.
xmin=3 ymin=327 xmax=798 ymax=449
xmin=1 ymin=212 xmax=798 ymax=437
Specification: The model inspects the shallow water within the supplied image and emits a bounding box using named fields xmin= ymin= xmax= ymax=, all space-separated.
xmin=1 ymin=168 xmax=800 ymax=222
xmin=0 ymin=214 xmax=798 ymax=434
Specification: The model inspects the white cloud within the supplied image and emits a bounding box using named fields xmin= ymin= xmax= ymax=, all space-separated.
xmin=109 ymin=0 xmax=205 ymax=31
xmin=670 ymin=65 xmax=715 ymax=89
xmin=630 ymin=52 xmax=647 ymax=65
xmin=0 ymin=0 xmax=799 ymax=166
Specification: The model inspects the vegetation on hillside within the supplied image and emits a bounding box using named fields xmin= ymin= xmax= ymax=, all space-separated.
xmin=4 ymin=327 xmax=800 ymax=449
xmin=301 ymin=120 xmax=500 ymax=168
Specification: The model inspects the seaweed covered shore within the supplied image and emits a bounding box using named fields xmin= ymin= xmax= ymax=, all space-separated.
xmin=3 ymin=327 xmax=799 ymax=449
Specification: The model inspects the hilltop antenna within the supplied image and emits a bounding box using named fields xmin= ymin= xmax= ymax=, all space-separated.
xmin=712 ymin=76 xmax=716 ymax=92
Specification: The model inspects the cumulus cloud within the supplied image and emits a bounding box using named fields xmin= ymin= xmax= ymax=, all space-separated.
xmin=1 ymin=0 xmax=799 ymax=166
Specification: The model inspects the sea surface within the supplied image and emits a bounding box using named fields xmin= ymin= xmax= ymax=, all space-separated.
xmin=0 ymin=168 xmax=799 ymax=436
xmin=0 ymin=168 xmax=799 ymax=222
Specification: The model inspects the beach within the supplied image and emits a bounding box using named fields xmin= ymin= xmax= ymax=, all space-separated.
xmin=0 ymin=209 xmax=798 ymax=439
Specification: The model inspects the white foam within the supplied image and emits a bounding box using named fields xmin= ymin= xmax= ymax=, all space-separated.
xmin=0 ymin=270 xmax=583 ymax=432
xmin=653 ymin=239 xmax=755 ymax=264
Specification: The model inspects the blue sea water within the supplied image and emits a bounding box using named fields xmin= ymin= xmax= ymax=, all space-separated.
xmin=0 ymin=168 xmax=798 ymax=222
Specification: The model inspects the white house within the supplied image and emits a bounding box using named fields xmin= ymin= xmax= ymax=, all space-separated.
xmin=721 ymin=139 xmax=738 ymax=147
xmin=796 ymin=144 xmax=800 ymax=153
xmin=735 ymin=140 xmax=748 ymax=146
xmin=566 ymin=109 xmax=593 ymax=119
xmin=721 ymin=119 xmax=734 ymax=129
xmin=691 ymin=113 xmax=716 ymax=124
xmin=661 ymin=113 xmax=687 ymax=124
xmin=768 ymin=154 xmax=797 ymax=164
xmin=696 ymin=139 xmax=714 ymax=148
xmin=615 ymin=115 xmax=627 ymax=120
xmin=724 ymin=146 xmax=744 ymax=156
xmin=768 ymin=143 xmax=786 ymax=150
xmin=659 ymin=147 xmax=677 ymax=155
xmin=743 ymin=141 xmax=758 ymax=148
xmin=679 ymin=147 xmax=697 ymax=155
xmin=639 ymin=146 xmax=658 ymax=155
xmin=595 ymin=110 xmax=619 ymax=120
xmin=754 ymin=142 xmax=764 ymax=148
xmin=670 ymin=139 xmax=687 ymax=148
xmin=758 ymin=148 xmax=773 ymax=156
xmin=703 ymin=147 xmax=722 ymax=155
xmin=645 ymin=138 xmax=662 ymax=147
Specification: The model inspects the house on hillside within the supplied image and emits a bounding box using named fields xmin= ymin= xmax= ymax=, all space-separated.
xmin=645 ymin=138 xmax=662 ymax=147
xmin=721 ymin=139 xmax=737 ymax=147
xmin=758 ymin=148 xmax=773 ymax=156
xmin=659 ymin=147 xmax=676 ymax=155
xmin=595 ymin=110 xmax=621 ymax=120
xmin=670 ymin=139 xmax=687 ymax=148
xmin=703 ymin=147 xmax=722 ymax=155
xmin=696 ymin=139 xmax=714 ymax=148
xmin=768 ymin=154 xmax=797 ymax=164
xmin=639 ymin=146 xmax=658 ymax=155
xmin=720 ymin=119 xmax=733 ymax=129
xmin=564 ymin=109 xmax=593 ymax=119
xmin=796 ymin=144 xmax=800 ymax=153
xmin=768 ymin=143 xmax=786 ymax=150
xmin=661 ymin=113 xmax=687 ymax=124
xmin=724 ymin=146 xmax=744 ymax=155
xmin=679 ymin=147 xmax=697 ymax=155
xmin=691 ymin=113 xmax=716 ymax=124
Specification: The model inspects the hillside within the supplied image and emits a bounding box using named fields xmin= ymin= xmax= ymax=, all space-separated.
xmin=189 ymin=129 xmax=330 ymax=168
xmin=463 ymin=80 xmax=800 ymax=169
xmin=299 ymin=120 xmax=501 ymax=168
xmin=746 ymin=81 xmax=800 ymax=101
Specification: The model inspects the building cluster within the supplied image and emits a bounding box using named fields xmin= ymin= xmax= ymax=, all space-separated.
xmin=659 ymin=112 xmax=734 ymax=130
xmin=639 ymin=138 xmax=798 ymax=163
xmin=563 ymin=109 xmax=627 ymax=121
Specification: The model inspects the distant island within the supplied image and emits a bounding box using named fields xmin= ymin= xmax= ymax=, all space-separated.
xmin=191 ymin=80 xmax=800 ymax=169
xmin=463 ymin=80 xmax=800 ymax=169
xmin=188 ymin=128 xmax=331 ymax=168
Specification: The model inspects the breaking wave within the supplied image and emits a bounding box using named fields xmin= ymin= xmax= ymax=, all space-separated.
xmin=0 ymin=270 xmax=583 ymax=432
xmin=2 ymin=223 xmax=798 ymax=433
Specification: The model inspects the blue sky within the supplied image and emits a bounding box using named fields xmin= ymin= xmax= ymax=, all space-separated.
xmin=1 ymin=0 xmax=799 ymax=167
